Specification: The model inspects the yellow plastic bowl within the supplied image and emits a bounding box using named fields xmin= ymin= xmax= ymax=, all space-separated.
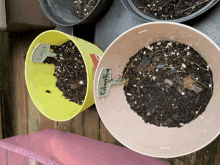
xmin=25 ymin=30 xmax=103 ymax=121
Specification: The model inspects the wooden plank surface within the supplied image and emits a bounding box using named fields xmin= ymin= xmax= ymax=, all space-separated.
xmin=3 ymin=31 xmax=220 ymax=165
xmin=9 ymin=37 xmax=29 ymax=136
xmin=84 ymin=110 xmax=100 ymax=140
xmin=0 ymin=32 xmax=9 ymax=139
xmin=0 ymin=32 xmax=14 ymax=139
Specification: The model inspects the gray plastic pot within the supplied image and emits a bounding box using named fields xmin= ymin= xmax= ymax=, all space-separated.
xmin=40 ymin=0 xmax=108 ymax=26
xmin=121 ymin=0 xmax=220 ymax=23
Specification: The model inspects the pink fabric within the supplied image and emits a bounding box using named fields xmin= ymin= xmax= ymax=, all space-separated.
xmin=8 ymin=151 xmax=28 ymax=165
xmin=0 ymin=129 xmax=166 ymax=165
xmin=0 ymin=147 xmax=6 ymax=165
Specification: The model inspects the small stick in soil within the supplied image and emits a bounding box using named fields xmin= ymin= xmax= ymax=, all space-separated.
xmin=187 ymin=59 xmax=209 ymax=71
xmin=123 ymin=59 xmax=136 ymax=77
xmin=174 ymin=0 xmax=183 ymax=9
xmin=138 ymin=55 xmax=158 ymax=83
xmin=138 ymin=6 xmax=149 ymax=10
xmin=192 ymin=105 xmax=202 ymax=120
xmin=196 ymin=94 xmax=200 ymax=104
xmin=64 ymin=65 xmax=70 ymax=73
xmin=154 ymin=49 xmax=165 ymax=54
xmin=191 ymin=76 xmax=209 ymax=88
xmin=138 ymin=69 xmax=152 ymax=84
xmin=181 ymin=0 xmax=209 ymax=13
xmin=165 ymin=65 xmax=182 ymax=68
xmin=66 ymin=64 xmax=73 ymax=68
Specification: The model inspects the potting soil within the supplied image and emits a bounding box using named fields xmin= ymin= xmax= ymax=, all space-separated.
xmin=123 ymin=40 xmax=213 ymax=127
xmin=74 ymin=0 xmax=98 ymax=19
xmin=132 ymin=0 xmax=211 ymax=20
xmin=43 ymin=40 xmax=87 ymax=105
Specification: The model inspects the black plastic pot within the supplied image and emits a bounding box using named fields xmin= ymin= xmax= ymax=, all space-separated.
xmin=121 ymin=0 xmax=220 ymax=23
xmin=40 ymin=0 xmax=108 ymax=26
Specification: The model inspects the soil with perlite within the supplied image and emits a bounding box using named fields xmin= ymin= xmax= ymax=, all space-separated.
xmin=74 ymin=0 xmax=98 ymax=19
xmin=132 ymin=0 xmax=211 ymax=20
xmin=123 ymin=40 xmax=213 ymax=128
xmin=43 ymin=40 xmax=87 ymax=105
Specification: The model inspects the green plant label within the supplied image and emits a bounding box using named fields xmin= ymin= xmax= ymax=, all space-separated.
xmin=31 ymin=43 xmax=56 ymax=63
xmin=97 ymin=68 xmax=125 ymax=98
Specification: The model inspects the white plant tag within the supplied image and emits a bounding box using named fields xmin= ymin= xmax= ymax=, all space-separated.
xmin=31 ymin=43 xmax=57 ymax=63
xmin=97 ymin=68 xmax=125 ymax=97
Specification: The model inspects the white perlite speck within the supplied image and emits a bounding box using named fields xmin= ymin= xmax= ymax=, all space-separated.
xmin=157 ymin=42 xmax=161 ymax=45
xmin=209 ymin=84 xmax=212 ymax=88
xmin=152 ymin=76 xmax=156 ymax=80
xmin=167 ymin=42 xmax=172 ymax=46
xmin=181 ymin=92 xmax=185 ymax=95
xmin=127 ymin=93 xmax=132 ymax=96
xmin=147 ymin=45 xmax=153 ymax=50
xmin=180 ymin=123 xmax=184 ymax=126
xmin=164 ymin=79 xmax=173 ymax=86
xmin=182 ymin=63 xmax=186 ymax=68
xmin=79 ymin=81 xmax=84 ymax=85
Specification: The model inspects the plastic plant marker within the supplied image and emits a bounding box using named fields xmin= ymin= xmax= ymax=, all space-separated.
xmin=31 ymin=43 xmax=57 ymax=63
xmin=97 ymin=68 xmax=125 ymax=98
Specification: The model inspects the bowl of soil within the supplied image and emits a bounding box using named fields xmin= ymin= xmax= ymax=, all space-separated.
xmin=39 ymin=0 xmax=108 ymax=26
xmin=93 ymin=22 xmax=220 ymax=158
xmin=25 ymin=30 xmax=103 ymax=121
xmin=121 ymin=0 xmax=220 ymax=22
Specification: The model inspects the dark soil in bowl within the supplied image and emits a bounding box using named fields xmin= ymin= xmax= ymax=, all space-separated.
xmin=131 ymin=0 xmax=211 ymax=20
xmin=43 ymin=40 xmax=87 ymax=105
xmin=74 ymin=0 xmax=98 ymax=19
xmin=123 ymin=40 xmax=213 ymax=128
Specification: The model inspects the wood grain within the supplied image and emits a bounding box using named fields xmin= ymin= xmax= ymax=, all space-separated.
xmin=0 ymin=32 xmax=14 ymax=138
xmin=84 ymin=110 xmax=100 ymax=140
xmin=100 ymin=120 xmax=115 ymax=144
xmin=10 ymin=38 xmax=29 ymax=136
xmin=71 ymin=112 xmax=84 ymax=136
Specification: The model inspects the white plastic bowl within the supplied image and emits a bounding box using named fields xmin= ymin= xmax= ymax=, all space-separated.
xmin=94 ymin=22 xmax=220 ymax=158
